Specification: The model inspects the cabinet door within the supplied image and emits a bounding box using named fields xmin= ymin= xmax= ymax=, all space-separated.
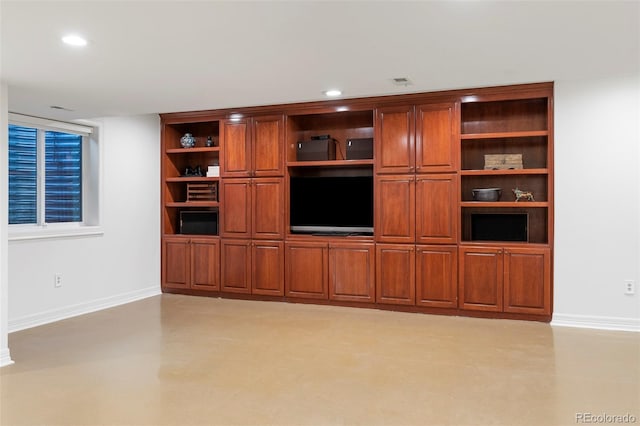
xmin=221 ymin=239 xmax=251 ymax=294
xmin=220 ymin=179 xmax=252 ymax=238
xmin=285 ymin=241 xmax=328 ymax=299
xmin=375 ymin=175 xmax=415 ymax=243
xmin=222 ymin=119 xmax=251 ymax=177
xmin=252 ymin=241 xmax=284 ymax=296
xmin=252 ymin=178 xmax=284 ymax=239
xmin=329 ymin=242 xmax=375 ymax=303
xmin=190 ymin=238 xmax=220 ymax=291
xmin=504 ymin=247 xmax=551 ymax=315
xmin=252 ymin=115 xmax=284 ymax=177
xmin=375 ymin=105 xmax=415 ymax=174
xmin=376 ymin=244 xmax=415 ymax=305
xmin=416 ymin=245 xmax=457 ymax=308
xmin=162 ymin=237 xmax=190 ymax=289
xmin=459 ymin=246 xmax=503 ymax=312
xmin=415 ymin=102 xmax=458 ymax=172
xmin=416 ymin=174 xmax=458 ymax=244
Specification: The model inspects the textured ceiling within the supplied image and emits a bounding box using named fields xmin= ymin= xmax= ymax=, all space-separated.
xmin=1 ymin=1 xmax=638 ymax=120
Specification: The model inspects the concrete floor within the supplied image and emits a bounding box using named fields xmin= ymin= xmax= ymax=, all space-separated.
xmin=1 ymin=294 xmax=638 ymax=426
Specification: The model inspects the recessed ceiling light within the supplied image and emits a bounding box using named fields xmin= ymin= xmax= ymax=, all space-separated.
xmin=62 ymin=34 xmax=88 ymax=47
xmin=324 ymin=89 xmax=342 ymax=97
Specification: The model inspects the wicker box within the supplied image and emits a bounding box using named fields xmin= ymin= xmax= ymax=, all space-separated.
xmin=187 ymin=182 xmax=218 ymax=202
xmin=484 ymin=154 xmax=523 ymax=170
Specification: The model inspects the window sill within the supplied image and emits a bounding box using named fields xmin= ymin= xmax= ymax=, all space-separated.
xmin=8 ymin=226 xmax=104 ymax=242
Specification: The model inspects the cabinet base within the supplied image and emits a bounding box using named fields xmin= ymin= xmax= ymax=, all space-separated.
xmin=161 ymin=287 xmax=551 ymax=323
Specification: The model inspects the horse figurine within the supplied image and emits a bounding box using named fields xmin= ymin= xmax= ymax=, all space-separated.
xmin=513 ymin=188 xmax=534 ymax=202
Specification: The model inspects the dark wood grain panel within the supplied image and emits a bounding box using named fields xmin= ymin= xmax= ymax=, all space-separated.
xmin=416 ymin=174 xmax=458 ymax=244
xmin=285 ymin=241 xmax=328 ymax=299
xmin=376 ymin=244 xmax=415 ymax=305
xmin=416 ymin=245 xmax=457 ymax=308
xmin=221 ymin=239 xmax=251 ymax=294
xmin=415 ymin=102 xmax=458 ymax=172
xmin=375 ymin=175 xmax=415 ymax=243
xmin=459 ymin=246 xmax=503 ymax=312
xmin=252 ymin=241 xmax=285 ymax=296
xmin=329 ymin=242 xmax=375 ymax=303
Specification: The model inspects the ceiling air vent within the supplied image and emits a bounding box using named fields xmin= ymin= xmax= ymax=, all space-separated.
xmin=392 ymin=77 xmax=413 ymax=86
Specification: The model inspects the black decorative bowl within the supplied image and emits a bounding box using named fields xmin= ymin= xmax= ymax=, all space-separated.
xmin=472 ymin=188 xmax=502 ymax=202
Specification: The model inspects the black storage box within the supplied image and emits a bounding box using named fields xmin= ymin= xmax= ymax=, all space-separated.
xmin=180 ymin=210 xmax=218 ymax=235
xmin=296 ymin=139 xmax=336 ymax=161
xmin=346 ymin=138 xmax=373 ymax=160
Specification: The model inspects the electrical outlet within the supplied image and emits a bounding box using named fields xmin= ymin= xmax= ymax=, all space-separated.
xmin=54 ymin=273 xmax=63 ymax=288
xmin=624 ymin=280 xmax=635 ymax=295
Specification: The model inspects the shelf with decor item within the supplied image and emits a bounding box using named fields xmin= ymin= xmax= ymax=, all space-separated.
xmin=286 ymin=109 xmax=374 ymax=165
xmin=166 ymin=146 xmax=220 ymax=154
xmin=162 ymin=117 xmax=221 ymax=238
xmin=459 ymin=84 xmax=553 ymax=249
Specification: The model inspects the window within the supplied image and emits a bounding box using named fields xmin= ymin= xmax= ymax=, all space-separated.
xmin=8 ymin=114 xmax=100 ymax=236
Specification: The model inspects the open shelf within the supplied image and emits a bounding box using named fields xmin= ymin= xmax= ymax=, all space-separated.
xmin=287 ymin=109 xmax=374 ymax=163
xmin=287 ymin=159 xmax=374 ymax=168
xmin=166 ymin=201 xmax=219 ymax=208
xmin=460 ymin=168 xmax=548 ymax=176
xmin=461 ymin=98 xmax=548 ymax=134
xmin=165 ymin=176 xmax=220 ymax=182
xmin=461 ymin=206 xmax=549 ymax=244
xmin=461 ymin=130 xmax=548 ymax=139
xmin=460 ymin=94 xmax=552 ymax=247
xmin=460 ymin=201 xmax=548 ymax=208
xmin=166 ymin=147 xmax=220 ymax=154
xmin=461 ymin=136 xmax=548 ymax=170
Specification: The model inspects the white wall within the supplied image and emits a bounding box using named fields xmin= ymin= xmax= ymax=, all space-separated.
xmin=553 ymin=74 xmax=640 ymax=330
xmin=7 ymin=114 xmax=161 ymax=332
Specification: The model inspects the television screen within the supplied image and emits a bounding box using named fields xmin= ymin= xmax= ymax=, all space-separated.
xmin=290 ymin=176 xmax=373 ymax=235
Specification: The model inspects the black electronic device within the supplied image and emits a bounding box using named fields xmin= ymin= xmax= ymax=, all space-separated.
xmin=289 ymin=175 xmax=373 ymax=235
xmin=180 ymin=210 xmax=218 ymax=235
xmin=296 ymin=139 xmax=336 ymax=161
xmin=346 ymin=138 xmax=373 ymax=160
xmin=471 ymin=213 xmax=528 ymax=242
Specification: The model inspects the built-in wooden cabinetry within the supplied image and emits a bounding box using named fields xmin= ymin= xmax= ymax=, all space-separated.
xmin=163 ymin=236 xmax=220 ymax=291
xmin=375 ymin=102 xmax=458 ymax=174
xmin=221 ymin=115 xmax=285 ymax=177
xmin=218 ymin=114 xmax=286 ymax=296
xmin=161 ymin=82 xmax=554 ymax=322
xmin=459 ymin=246 xmax=551 ymax=315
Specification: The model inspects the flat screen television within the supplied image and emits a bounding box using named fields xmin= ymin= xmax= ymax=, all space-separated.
xmin=290 ymin=175 xmax=373 ymax=235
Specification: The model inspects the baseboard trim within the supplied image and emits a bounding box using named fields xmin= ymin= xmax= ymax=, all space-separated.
xmin=0 ymin=348 xmax=14 ymax=367
xmin=551 ymin=313 xmax=640 ymax=332
xmin=8 ymin=286 xmax=161 ymax=333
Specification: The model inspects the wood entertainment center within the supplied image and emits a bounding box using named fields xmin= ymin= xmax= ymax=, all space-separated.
xmin=161 ymin=82 xmax=553 ymax=321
